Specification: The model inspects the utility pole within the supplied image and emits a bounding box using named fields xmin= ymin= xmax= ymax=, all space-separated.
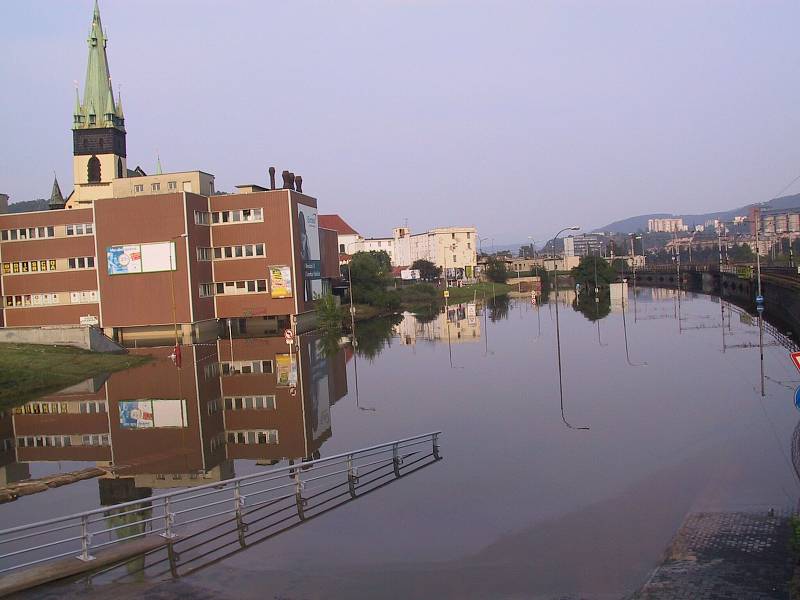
xmin=755 ymin=222 xmax=765 ymax=397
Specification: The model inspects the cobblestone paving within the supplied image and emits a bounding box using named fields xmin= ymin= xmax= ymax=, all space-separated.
xmin=631 ymin=511 xmax=794 ymax=600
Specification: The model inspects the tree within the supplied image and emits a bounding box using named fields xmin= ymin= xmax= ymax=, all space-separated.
xmin=484 ymin=257 xmax=509 ymax=283
xmin=411 ymin=259 xmax=442 ymax=282
xmin=570 ymin=255 xmax=616 ymax=288
xmin=728 ymin=244 xmax=755 ymax=263
xmin=343 ymin=251 xmax=400 ymax=309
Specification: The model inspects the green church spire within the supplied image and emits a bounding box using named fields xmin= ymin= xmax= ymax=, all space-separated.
xmin=73 ymin=1 xmax=124 ymax=131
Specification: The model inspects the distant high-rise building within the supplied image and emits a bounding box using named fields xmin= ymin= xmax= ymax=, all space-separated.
xmin=647 ymin=218 xmax=686 ymax=233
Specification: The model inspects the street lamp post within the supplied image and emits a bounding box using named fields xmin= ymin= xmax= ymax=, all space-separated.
xmin=551 ymin=225 xmax=588 ymax=430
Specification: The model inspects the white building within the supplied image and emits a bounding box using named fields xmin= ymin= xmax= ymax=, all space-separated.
xmin=356 ymin=225 xmax=478 ymax=280
xmin=647 ymin=218 xmax=687 ymax=233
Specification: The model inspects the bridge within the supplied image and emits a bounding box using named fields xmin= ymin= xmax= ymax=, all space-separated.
xmin=617 ymin=263 xmax=800 ymax=342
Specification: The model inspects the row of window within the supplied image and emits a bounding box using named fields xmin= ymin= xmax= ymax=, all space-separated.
xmin=199 ymin=279 xmax=268 ymax=298
xmin=227 ymin=430 xmax=279 ymax=445
xmin=221 ymin=360 xmax=274 ymax=375
xmin=16 ymin=434 xmax=110 ymax=448
xmin=2 ymin=257 xmax=96 ymax=275
xmin=225 ymin=395 xmax=277 ymax=411
xmin=15 ymin=401 xmax=105 ymax=415
xmin=194 ymin=208 xmax=264 ymax=225
xmin=133 ymin=181 xmax=179 ymax=193
xmin=4 ymin=290 xmax=99 ymax=308
xmin=1 ymin=223 xmax=93 ymax=242
xmin=210 ymin=431 xmax=226 ymax=452
xmin=197 ymin=244 xmax=266 ymax=262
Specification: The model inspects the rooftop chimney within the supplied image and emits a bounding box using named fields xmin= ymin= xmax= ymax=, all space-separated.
xmin=281 ymin=170 xmax=291 ymax=189
xmin=295 ymin=175 xmax=303 ymax=193
xmin=269 ymin=166 xmax=276 ymax=190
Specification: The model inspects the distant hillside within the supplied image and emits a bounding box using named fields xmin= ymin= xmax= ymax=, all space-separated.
xmin=595 ymin=193 xmax=800 ymax=234
xmin=7 ymin=199 xmax=48 ymax=214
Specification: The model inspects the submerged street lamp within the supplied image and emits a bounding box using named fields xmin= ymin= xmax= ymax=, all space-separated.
xmin=551 ymin=226 xmax=589 ymax=431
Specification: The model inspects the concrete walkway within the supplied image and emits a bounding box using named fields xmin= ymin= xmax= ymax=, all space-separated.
xmin=631 ymin=511 xmax=795 ymax=599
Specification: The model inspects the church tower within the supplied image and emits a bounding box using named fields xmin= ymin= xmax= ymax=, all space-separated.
xmin=70 ymin=1 xmax=126 ymax=206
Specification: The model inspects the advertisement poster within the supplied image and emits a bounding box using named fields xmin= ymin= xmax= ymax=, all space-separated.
xmin=107 ymin=242 xmax=176 ymax=275
xmin=107 ymin=245 xmax=142 ymax=275
xmin=275 ymin=353 xmax=298 ymax=387
xmin=297 ymin=204 xmax=322 ymax=301
xmin=270 ymin=265 xmax=293 ymax=298
xmin=307 ymin=339 xmax=331 ymax=441
xmin=119 ymin=399 xmax=187 ymax=428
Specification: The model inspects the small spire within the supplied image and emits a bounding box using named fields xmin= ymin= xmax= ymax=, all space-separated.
xmin=116 ymin=88 xmax=124 ymax=118
xmin=156 ymin=153 xmax=163 ymax=175
xmin=49 ymin=174 xmax=65 ymax=209
xmin=73 ymin=85 xmax=81 ymax=116
xmin=104 ymin=88 xmax=115 ymax=118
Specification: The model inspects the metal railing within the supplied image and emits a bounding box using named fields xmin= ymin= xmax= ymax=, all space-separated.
xmin=0 ymin=431 xmax=441 ymax=576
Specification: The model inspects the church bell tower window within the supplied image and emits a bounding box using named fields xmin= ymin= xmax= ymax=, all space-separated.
xmin=88 ymin=156 xmax=101 ymax=183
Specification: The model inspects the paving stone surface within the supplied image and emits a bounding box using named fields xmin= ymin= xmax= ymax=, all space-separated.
xmin=632 ymin=511 xmax=794 ymax=600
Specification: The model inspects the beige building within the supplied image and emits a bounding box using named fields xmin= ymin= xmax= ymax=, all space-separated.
xmin=647 ymin=218 xmax=687 ymax=233
xmin=355 ymin=225 xmax=478 ymax=280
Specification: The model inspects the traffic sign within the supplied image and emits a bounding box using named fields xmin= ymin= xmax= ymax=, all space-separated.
xmin=284 ymin=329 xmax=294 ymax=345
xmin=443 ymin=290 xmax=450 ymax=298
xmin=791 ymin=352 xmax=800 ymax=374
xmin=795 ymin=386 xmax=800 ymax=412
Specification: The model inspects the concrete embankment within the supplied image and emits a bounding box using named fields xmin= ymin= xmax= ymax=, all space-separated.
xmin=0 ymin=467 xmax=108 ymax=504
xmin=0 ymin=326 xmax=125 ymax=353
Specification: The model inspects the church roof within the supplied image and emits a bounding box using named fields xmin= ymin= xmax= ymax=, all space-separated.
xmin=49 ymin=175 xmax=65 ymax=209
xmin=73 ymin=1 xmax=124 ymax=131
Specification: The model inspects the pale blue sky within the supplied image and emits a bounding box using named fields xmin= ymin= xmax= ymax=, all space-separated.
xmin=2 ymin=1 xmax=800 ymax=243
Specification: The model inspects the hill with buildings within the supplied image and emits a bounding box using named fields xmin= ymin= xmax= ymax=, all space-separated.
xmin=7 ymin=199 xmax=48 ymax=214
xmin=594 ymin=193 xmax=800 ymax=234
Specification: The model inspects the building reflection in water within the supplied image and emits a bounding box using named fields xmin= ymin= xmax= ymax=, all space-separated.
xmin=0 ymin=331 xmax=347 ymax=506
xmin=394 ymin=303 xmax=482 ymax=347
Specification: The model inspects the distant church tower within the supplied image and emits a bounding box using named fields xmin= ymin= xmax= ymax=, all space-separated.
xmin=70 ymin=1 xmax=126 ymax=207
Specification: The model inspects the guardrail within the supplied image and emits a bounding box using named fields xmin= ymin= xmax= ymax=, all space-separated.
xmin=0 ymin=431 xmax=441 ymax=576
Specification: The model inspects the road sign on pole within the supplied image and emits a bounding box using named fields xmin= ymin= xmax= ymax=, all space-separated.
xmin=284 ymin=329 xmax=294 ymax=345
xmin=795 ymin=386 xmax=800 ymax=412
xmin=792 ymin=352 xmax=800 ymax=373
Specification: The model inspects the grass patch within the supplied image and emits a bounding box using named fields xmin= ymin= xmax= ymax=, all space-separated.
xmin=445 ymin=282 xmax=511 ymax=304
xmin=0 ymin=343 xmax=150 ymax=408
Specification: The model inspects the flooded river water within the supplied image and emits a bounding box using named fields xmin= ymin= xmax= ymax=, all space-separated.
xmin=3 ymin=288 xmax=799 ymax=599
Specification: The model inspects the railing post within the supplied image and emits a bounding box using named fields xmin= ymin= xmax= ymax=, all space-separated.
xmin=234 ymin=481 xmax=247 ymax=547
xmin=346 ymin=454 xmax=358 ymax=498
xmin=294 ymin=475 xmax=306 ymax=520
xmin=392 ymin=442 xmax=402 ymax=477
xmin=432 ymin=432 xmax=441 ymax=459
xmin=161 ymin=496 xmax=178 ymax=539
xmin=76 ymin=515 xmax=95 ymax=562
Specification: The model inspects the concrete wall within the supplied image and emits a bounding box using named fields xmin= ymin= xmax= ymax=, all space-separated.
xmin=0 ymin=325 xmax=125 ymax=353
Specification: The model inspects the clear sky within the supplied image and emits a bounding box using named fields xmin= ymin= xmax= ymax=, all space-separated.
xmin=2 ymin=1 xmax=800 ymax=244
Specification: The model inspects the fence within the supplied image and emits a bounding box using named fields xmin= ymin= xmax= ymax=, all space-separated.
xmin=0 ymin=431 xmax=441 ymax=577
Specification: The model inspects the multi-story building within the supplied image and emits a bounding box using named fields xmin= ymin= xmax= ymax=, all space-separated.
xmin=647 ymin=218 xmax=686 ymax=233
xmin=0 ymin=3 xmax=339 ymax=341
xmin=354 ymin=225 xmax=478 ymax=281
xmin=750 ymin=205 xmax=800 ymax=237
xmin=319 ymin=215 xmax=360 ymax=257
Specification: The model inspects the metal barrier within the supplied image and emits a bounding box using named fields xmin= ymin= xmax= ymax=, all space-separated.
xmin=0 ymin=431 xmax=441 ymax=576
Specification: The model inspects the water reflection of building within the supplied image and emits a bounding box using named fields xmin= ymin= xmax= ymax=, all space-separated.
xmin=2 ymin=332 xmax=347 ymax=504
xmin=394 ymin=305 xmax=481 ymax=346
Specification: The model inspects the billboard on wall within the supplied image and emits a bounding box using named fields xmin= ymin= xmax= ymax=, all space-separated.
xmin=307 ymin=339 xmax=331 ymax=441
xmin=275 ymin=353 xmax=298 ymax=387
xmin=269 ymin=265 xmax=293 ymax=298
xmin=297 ymin=204 xmax=322 ymax=301
xmin=119 ymin=399 xmax=187 ymax=429
xmin=107 ymin=242 xmax=176 ymax=275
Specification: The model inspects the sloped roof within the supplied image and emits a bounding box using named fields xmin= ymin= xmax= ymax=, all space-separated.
xmin=319 ymin=214 xmax=359 ymax=236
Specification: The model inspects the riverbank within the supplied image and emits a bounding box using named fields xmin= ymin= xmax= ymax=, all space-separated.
xmin=0 ymin=343 xmax=150 ymax=408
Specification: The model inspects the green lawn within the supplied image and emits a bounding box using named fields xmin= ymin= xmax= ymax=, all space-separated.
xmin=445 ymin=282 xmax=511 ymax=304
xmin=0 ymin=343 xmax=150 ymax=408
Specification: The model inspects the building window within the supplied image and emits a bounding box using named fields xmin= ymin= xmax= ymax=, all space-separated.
xmin=197 ymin=248 xmax=211 ymax=261
xmin=210 ymin=208 xmax=264 ymax=225
xmin=66 ymin=223 xmax=92 ymax=236
xmin=87 ymin=155 xmax=101 ymax=183
xmin=339 ymin=244 xmax=345 ymax=253
xmin=224 ymin=395 xmax=276 ymax=411
xmin=194 ymin=211 xmax=210 ymax=225
xmin=199 ymin=283 xmax=214 ymax=297
xmin=134 ymin=184 xmax=144 ymax=193
xmin=221 ymin=360 xmax=274 ymax=375
xmin=117 ymin=157 xmax=123 ymax=178
xmin=212 ymin=279 xmax=268 ymax=295
xmin=168 ymin=181 xmax=177 ymax=190
xmin=211 ymin=244 xmax=264 ymax=260
xmin=151 ymin=183 xmax=161 ymax=192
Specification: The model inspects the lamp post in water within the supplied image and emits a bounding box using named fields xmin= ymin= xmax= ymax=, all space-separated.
xmin=552 ymin=226 xmax=588 ymax=430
